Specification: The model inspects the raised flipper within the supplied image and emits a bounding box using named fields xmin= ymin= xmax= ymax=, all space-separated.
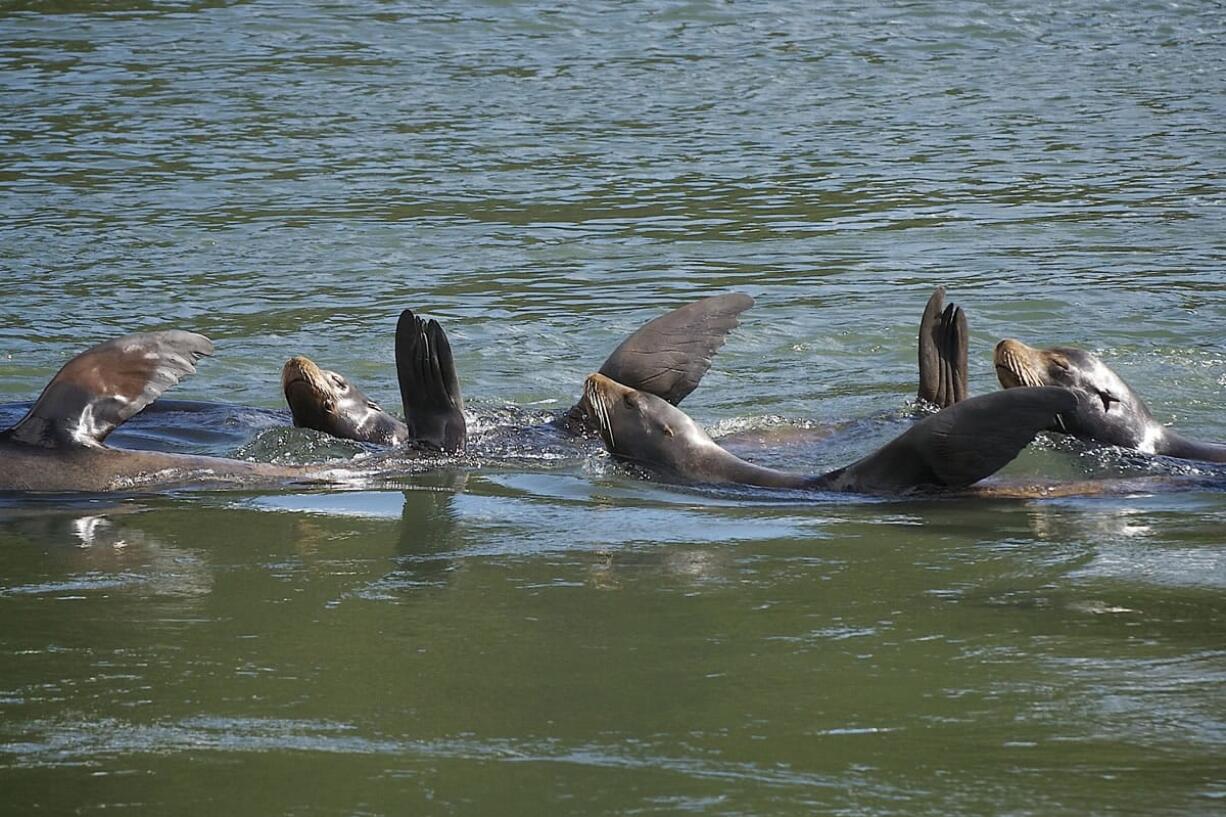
xmin=395 ymin=309 xmax=466 ymax=452
xmin=2 ymin=331 xmax=214 ymax=448
xmin=917 ymin=286 xmax=968 ymax=409
xmin=825 ymin=386 xmax=1077 ymax=493
xmin=598 ymin=292 xmax=754 ymax=405
xmin=563 ymin=293 xmax=754 ymax=432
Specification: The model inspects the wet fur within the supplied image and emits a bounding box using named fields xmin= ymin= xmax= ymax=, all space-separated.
xmin=583 ymin=373 xmax=1077 ymax=494
xmin=994 ymin=339 xmax=1226 ymax=462
xmin=1 ymin=331 xmax=348 ymax=492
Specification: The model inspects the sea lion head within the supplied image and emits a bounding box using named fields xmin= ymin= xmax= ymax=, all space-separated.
xmin=993 ymin=339 xmax=1156 ymax=450
xmin=581 ymin=372 xmax=715 ymax=476
xmin=281 ymin=356 xmax=406 ymax=446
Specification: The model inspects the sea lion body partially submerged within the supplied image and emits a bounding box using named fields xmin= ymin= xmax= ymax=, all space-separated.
xmin=994 ymin=339 xmax=1226 ymax=463
xmin=582 ymin=373 xmax=1077 ymax=494
xmin=0 ymin=331 xmax=347 ymax=493
xmin=282 ymin=310 xmax=465 ymax=451
xmin=0 ymin=440 xmax=327 ymax=493
xmin=283 ymin=356 xmax=408 ymax=446
xmin=284 ymin=293 xmax=755 ymax=449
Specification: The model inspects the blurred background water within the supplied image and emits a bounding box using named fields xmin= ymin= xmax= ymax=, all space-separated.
xmin=1 ymin=1 xmax=1224 ymax=814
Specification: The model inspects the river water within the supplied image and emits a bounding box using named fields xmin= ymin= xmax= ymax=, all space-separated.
xmin=2 ymin=1 xmax=1224 ymax=814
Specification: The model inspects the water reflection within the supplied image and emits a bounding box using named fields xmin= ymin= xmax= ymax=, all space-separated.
xmin=379 ymin=473 xmax=471 ymax=596
xmin=0 ymin=504 xmax=212 ymax=600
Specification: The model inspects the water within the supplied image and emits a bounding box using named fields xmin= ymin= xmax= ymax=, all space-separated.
xmin=2 ymin=1 xmax=1224 ymax=813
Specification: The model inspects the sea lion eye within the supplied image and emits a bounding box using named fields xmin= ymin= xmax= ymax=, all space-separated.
xmin=367 ymin=400 xmax=382 ymax=412
xmin=330 ymin=374 xmax=346 ymax=389
xmin=1051 ymin=356 xmax=1070 ymax=372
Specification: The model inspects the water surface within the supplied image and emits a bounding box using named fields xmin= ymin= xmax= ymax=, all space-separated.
xmin=1 ymin=1 xmax=1224 ymax=814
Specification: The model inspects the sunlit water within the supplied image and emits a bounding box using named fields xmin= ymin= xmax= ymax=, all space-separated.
xmin=1 ymin=1 xmax=1224 ymax=814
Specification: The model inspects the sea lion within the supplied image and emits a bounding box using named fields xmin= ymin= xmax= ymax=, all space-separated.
xmin=283 ymin=293 xmax=755 ymax=448
xmin=0 ymin=331 xmax=350 ymax=492
xmin=581 ymin=372 xmax=1077 ymax=494
xmin=994 ymin=338 xmax=1226 ymax=462
xmin=283 ymin=356 xmax=407 ymax=446
xmin=282 ymin=310 xmax=464 ymax=450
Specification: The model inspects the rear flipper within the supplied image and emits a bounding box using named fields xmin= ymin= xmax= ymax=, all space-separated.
xmin=822 ymin=386 xmax=1077 ymax=493
xmin=395 ymin=310 xmax=466 ymax=452
xmin=564 ymin=292 xmax=754 ymax=431
xmin=916 ymin=286 xmax=968 ymax=409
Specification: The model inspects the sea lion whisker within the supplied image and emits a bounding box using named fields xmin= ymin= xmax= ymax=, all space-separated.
xmin=585 ymin=380 xmax=616 ymax=450
xmin=596 ymin=390 xmax=615 ymax=449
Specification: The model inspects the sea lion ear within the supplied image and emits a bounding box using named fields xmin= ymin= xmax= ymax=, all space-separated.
xmin=6 ymin=330 xmax=214 ymax=448
xmin=597 ymin=292 xmax=754 ymax=406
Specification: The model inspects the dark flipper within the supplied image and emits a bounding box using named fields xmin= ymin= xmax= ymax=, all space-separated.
xmin=395 ymin=310 xmax=466 ymax=452
xmin=824 ymin=386 xmax=1077 ymax=492
xmin=3 ymin=331 xmax=214 ymax=448
xmin=1159 ymin=432 xmax=1226 ymax=463
xmin=917 ymin=287 xmax=968 ymax=408
xmin=563 ymin=293 xmax=754 ymax=433
xmin=598 ymin=292 xmax=754 ymax=405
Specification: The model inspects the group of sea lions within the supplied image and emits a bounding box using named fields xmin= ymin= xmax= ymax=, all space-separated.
xmin=0 ymin=288 xmax=1221 ymax=494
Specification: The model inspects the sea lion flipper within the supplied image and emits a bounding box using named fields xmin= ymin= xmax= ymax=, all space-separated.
xmin=429 ymin=318 xmax=464 ymax=419
xmin=950 ymin=304 xmax=968 ymax=403
xmin=917 ymin=287 xmax=969 ymax=408
xmin=395 ymin=310 xmax=466 ymax=452
xmin=597 ymin=292 xmax=754 ymax=406
xmin=939 ymin=302 xmax=968 ymax=406
xmin=829 ymin=386 xmax=1077 ymax=492
xmin=917 ymin=287 xmax=945 ymax=405
xmin=5 ymin=330 xmax=214 ymax=448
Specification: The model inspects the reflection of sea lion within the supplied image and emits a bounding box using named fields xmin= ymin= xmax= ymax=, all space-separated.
xmin=581 ymin=373 xmax=1075 ymax=494
xmin=285 ymin=293 xmax=754 ymax=448
xmin=0 ymin=332 xmax=344 ymax=492
xmin=994 ymin=339 xmax=1226 ymax=462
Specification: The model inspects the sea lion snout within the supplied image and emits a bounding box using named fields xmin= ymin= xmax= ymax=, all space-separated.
xmin=994 ymin=339 xmax=1045 ymax=389
xmin=582 ymin=373 xmax=630 ymax=445
xmin=281 ymin=356 xmax=330 ymax=392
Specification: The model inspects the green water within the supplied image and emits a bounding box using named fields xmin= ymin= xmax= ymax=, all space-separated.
xmin=1 ymin=1 xmax=1224 ymax=814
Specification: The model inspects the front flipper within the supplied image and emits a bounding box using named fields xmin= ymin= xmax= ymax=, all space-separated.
xmin=562 ymin=293 xmax=754 ymax=433
xmin=824 ymin=386 xmax=1077 ymax=492
xmin=4 ymin=330 xmax=214 ymax=448
xmin=916 ymin=286 xmax=968 ymax=408
xmin=395 ymin=310 xmax=466 ymax=452
xmin=598 ymin=292 xmax=754 ymax=405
